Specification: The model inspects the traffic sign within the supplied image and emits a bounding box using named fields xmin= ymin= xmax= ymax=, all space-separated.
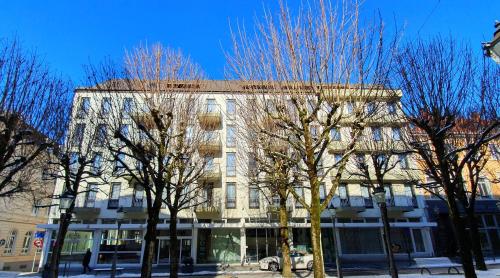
xmin=33 ymin=239 xmax=43 ymax=248
xmin=34 ymin=231 xmax=45 ymax=238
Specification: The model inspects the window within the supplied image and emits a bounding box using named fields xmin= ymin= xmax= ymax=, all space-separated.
xmin=122 ymin=98 xmax=133 ymax=118
xmin=72 ymin=124 xmax=85 ymax=145
xmin=101 ymin=97 xmax=111 ymax=116
xmin=95 ymin=124 xmax=107 ymax=146
xmin=387 ymin=102 xmax=397 ymax=115
xmin=20 ymin=231 xmax=32 ymax=254
xmin=338 ymin=183 xmax=348 ymax=199
xmin=120 ymin=124 xmax=130 ymax=139
xmin=334 ymin=153 xmax=343 ymax=164
xmin=206 ymin=99 xmax=217 ymax=112
xmin=69 ymin=152 xmax=80 ymax=173
xmin=4 ymin=230 xmax=17 ymax=254
xmin=226 ymin=99 xmax=236 ymax=118
xmin=346 ymin=102 xmax=354 ymax=114
xmin=226 ymin=152 xmax=236 ymax=176
xmin=249 ymin=186 xmax=260 ymax=209
xmin=319 ymin=183 xmax=326 ymax=202
xmin=76 ymin=97 xmax=90 ymax=118
xmin=226 ymin=125 xmax=236 ymax=147
xmin=355 ymin=154 xmax=366 ymax=168
xmin=489 ymin=144 xmax=500 ymax=160
xmin=372 ymin=127 xmax=382 ymax=141
xmin=185 ymin=125 xmax=193 ymax=143
xmin=399 ymin=154 xmax=409 ymax=169
xmin=226 ymin=183 xmax=236 ymax=209
xmin=384 ymin=184 xmax=393 ymax=200
xmin=392 ymin=127 xmax=401 ymax=141
xmin=478 ymin=178 xmax=492 ymax=198
xmin=108 ymin=183 xmax=121 ymax=209
xmin=84 ymin=183 xmax=98 ymax=208
xmin=361 ymin=184 xmax=373 ymax=207
xmin=294 ymin=185 xmax=305 ymax=208
xmin=133 ymin=186 xmax=144 ymax=207
xmin=366 ymin=102 xmax=376 ymax=114
xmin=114 ymin=153 xmax=125 ymax=175
xmin=92 ymin=152 xmax=103 ymax=174
xmin=248 ymin=154 xmax=257 ymax=175
xmin=32 ymin=200 xmax=42 ymax=216
xmin=310 ymin=126 xmax=319 ymax=139
xmin=330 ymin=127 xmax=341 ymax=141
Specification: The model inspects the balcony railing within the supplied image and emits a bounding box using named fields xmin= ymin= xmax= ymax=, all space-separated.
xmin=198 ymin=133 xmax=222 ymax=155
xmin=198 ymin=163 xmax=221 ymax=182
xmin=198 ymin=104 xmax=222 ymax=129
xmin=385 ymin=195 xmax=415 ymax=213
xmin=132 ymin=198 xmax=144 ymax=208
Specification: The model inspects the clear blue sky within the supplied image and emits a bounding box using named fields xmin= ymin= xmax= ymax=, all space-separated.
xmin=1 ymin=0 xmax=498 ymax=84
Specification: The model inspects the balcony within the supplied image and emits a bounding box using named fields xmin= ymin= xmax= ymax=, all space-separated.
xmin=198 ymin=163 xmax=221 ymax=183
xmin=198 ymin=104 xmax=222 ymax=129
xmin=330 ymin=196 xmax=367 ymax=216
xmin=386 ymin=196 xmax=415 ymax=214
xmin=195 ymin=201 xmax=221 ymax=219
xmin=107 ymin=199 xmax=119 ymax=209
xmin=73 ymin=198 xmax=100 ymax=219
xmin=198 ymin=134 xmax=222 ymax=155
xmin=268 ymin=141 xmax=288 ymax=153
xmin=122 ymin=198 xmax=147 ymax=217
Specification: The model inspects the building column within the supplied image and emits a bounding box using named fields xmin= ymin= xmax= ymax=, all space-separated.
xmin=191 ymin=227 xmax=198 ymax=264
xmin=240 ymin=227 xmax=246 ymax=264
xmin=421 ymin=227 xmax=434 ymax=256
xmin=38 ymin=229 xmax=53 ymax=270
xmin=90 ymin=230 xmax=102 ymax=267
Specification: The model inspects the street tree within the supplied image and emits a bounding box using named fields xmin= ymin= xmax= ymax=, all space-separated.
xmin=393 ymin=37 xmax=499 ymax=278
xmin=226 ymin=1 xmax=396 ymax=276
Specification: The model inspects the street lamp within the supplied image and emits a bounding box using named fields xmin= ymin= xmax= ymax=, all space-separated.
xmin=372 ymin=186 xmax=398 ymax=278
xmin=59 ymin=191 xmax=75 ymax=212
xmin=111 ymin=207 xmax=126 ymax=278
xmin=327 ymin=205 xmax=343 ymax=278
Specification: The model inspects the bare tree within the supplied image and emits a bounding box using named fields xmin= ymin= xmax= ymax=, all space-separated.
xmin=393 ymin=37 xmax=499 ymax=278
xmin=86 ymin=44 xmax=206 ymax=278
xmin=0 ymin=38 xmax=70 ymax=198
xmin=226 ymin=1 xmax=396 ymax=276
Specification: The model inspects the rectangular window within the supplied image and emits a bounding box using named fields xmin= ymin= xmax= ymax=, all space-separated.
xmin=392 ymin=127 xmax=401 ymax=141
xmin=108 ymin=183 xmax=121 ymax=209
xmin=346 ymin=102 xmax=354 ymax=114
xmin=334 ymin=153 xmax=343 ymax=164
xmin=92 ymin=152 xmax=103 ymax=174
xmin=355 ymin=154 xmax=366 ymax=168
xmin=372 ymin=127 xmax=382 ymax=141
xmin=122 ymin=98 xmax=133 ymax=118
xmin=133 ymin=186 xmax=144 ymax=207
xmin=206 ymin=99 xmax=217 ymax=112
xmin=319 ymin=183 xmax=326 ymax=202
xmin=85 ymin=183 xmax=98 ymax=208
xmin=310 ymin=125 xmax=319 ymax=138
xmin=226 ymin=99 xmax=236 ymax=118
xmin=249 ymin=186 xmax=260 ymax=209
xmin=330 ymin=127 xmax=341 ymax=141
xmin=226 ymin=125 xmax=236 ymax=147
xmin=69 ymin=152 xmax=80 ymax=173
xmin=101 ymin=97 xmax=111 ymax=117
xmin=72 ymin=124 xmax=85 ymax=145
xmin=294 ymin=185 xmax=305 ymax=208
xmin=76 ymin=97 xmax=90 ymax=118
xmin=4 ymin=230 xmax=17 ymax=254
xmin=95 ymin=124 xmax=107 ymax=146
xmin=489 ymin=144 xmax=500 ymax=160
xmin=387 ymin=102 xmax=397 ymax=115
xmin=478 ymin=178 xmax=492 ymax=198
xmin=114 ymin=153 xmax=125 ymax=175
xmin=120 ymin=124 xmax=130 ymax=139
xmin=20 ymin=231 xmax=32 ymax=254
xmin=399 ymin=154 xmax=409 ymax=169
xmin=226 ymin=152 xmax=236 ymax=176
xmin=361 ymin=184 xmax=373 ymax=207
xmin=367 ymin=102 xmax=376 ymax=114
xmin=226 ymin=183 xmax=236 ymax=209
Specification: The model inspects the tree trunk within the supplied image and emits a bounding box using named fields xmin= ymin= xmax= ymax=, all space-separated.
xmin=379 ymin=202 xmax=398 ymax=278
xmin=279 ymin=198 xmax=292 ymax=278
xmin=447 ymin=197 xmax=477 ymax=278
xmin=169 ymin=210 xmax=179 ymax=278
xmin=48 ymin=211 xmax=72 ymax=278
xmin=466 ymin=211 xmax=487 ymax=270
xmin=310 ymin=186 xmax=325 ymax=278
xmin=141 ymin=210 xmax=160 ymax=278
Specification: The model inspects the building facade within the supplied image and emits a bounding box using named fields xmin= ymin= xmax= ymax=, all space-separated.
xmin=38 ymin=81 xmax=436 ymax=269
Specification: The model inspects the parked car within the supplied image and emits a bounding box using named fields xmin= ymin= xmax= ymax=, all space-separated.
xmin=258 ymin=251 xmax=314 ymax=271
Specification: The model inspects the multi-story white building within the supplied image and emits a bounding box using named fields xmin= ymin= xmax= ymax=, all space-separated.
xmin=38 ymin=80 xmax=436 ymax=269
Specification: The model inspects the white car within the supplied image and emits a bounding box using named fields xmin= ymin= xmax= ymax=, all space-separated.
xmin=258 ymin=251 xmax=314 ymax=271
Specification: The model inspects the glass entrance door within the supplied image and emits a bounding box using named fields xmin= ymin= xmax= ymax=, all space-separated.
xmin=157 ymin=238 xmax=192 ymax=264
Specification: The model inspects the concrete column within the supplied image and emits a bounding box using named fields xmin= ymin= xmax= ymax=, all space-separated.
xmin=191 ymin=227 xmax=198 ymax=264
xmin=38 ymin=229 xmax=53 ymax=270
xmin=239 ymin=227 xmax=246 ymax=264
xmin=421 ymin=227 xmax=434 ymax=255
xmin=90 ymin=230 xmax=102 ymax=267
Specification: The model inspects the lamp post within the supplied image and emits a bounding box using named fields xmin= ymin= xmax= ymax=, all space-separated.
xmin=328 ymin=206 xmax=342 ymax=278
xmin=111 ymin=207 xmax=125 ymax=278
xmin=373 ymin=187 xmax=398 ymax=278
xmin=58 ymin=191 xmax=75 ymax=277
xmin=59 ymin=191 xmax=75 ymax=213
